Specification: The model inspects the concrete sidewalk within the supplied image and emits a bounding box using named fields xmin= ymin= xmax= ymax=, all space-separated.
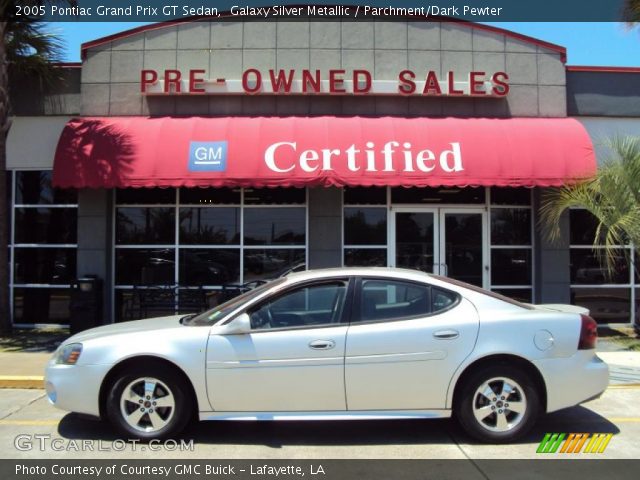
xmin=0 ymin=348 xmax=638 ymax=390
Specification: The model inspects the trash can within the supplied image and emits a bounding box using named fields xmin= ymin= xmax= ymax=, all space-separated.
xmin=69 ymin=275 xmax=103 ymax=334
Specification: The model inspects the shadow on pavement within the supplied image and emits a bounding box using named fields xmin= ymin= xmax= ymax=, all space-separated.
xmin=56 ymin=405 xmax=620 ymax=447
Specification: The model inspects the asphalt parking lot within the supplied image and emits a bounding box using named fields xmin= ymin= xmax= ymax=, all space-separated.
xmin=0 ymin=385 xmax=638 ymax=460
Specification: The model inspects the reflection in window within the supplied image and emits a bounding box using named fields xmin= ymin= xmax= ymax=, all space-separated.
xmin=179 ymin=208 xmax=240 ymax=244
xmin=491 ymin=249 xmax=532 ymax=286
xmin=116 ymin=188 xmax=176 ymax=205
xmin=116 ymin=208 xmax=176 ymax=245
xmin=491 ymin=209 xmax=531 ymax=245
xmin=16 ymin=171 xmax=77 ymax=205
xmin=491 ymin=288 xmax=532 ymax=304
xmin=250 ymin=282 xmax=347 ymax=329
xmin=243 ymin=249 xmax=305 ymax=282
xmin=179 ymin=249 xmax=240 ymax=285
xmin=14 ymin=248 xmax=76 ymax=284
xmin=115 ymin=248 xmax=175 ymax=285
xmin=359 ymin=279 xmax=430 ymax=321
xmin=344 ymin=208 xmax=386 ymax=245
xmin=344 ymin=248 xmax=386 ymax=267
xmin=14 ymin=208 xmax=77 ymax=244
xmin=13 ymin=288 xmax=72 ymax=324
xmin=244 ymin=208 xmax=306 ymax=245
xmin=570 ymin=249 xmax=629 ymax=284
xmin=571 ymin=288 xmax=631 ymax=324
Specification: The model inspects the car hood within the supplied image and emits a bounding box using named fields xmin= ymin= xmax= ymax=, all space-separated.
xmin=65 ymin=315 xmax=185 ymax=344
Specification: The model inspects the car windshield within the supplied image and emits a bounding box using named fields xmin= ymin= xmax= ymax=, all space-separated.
xmin=184 ymin=278 xmax=286 ymax=326
xmin=430 ymin=274 xmax=534 ymax=310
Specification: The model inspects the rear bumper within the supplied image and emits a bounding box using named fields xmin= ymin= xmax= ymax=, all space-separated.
xmin=532 ymin=351 xmax=609 ymax=413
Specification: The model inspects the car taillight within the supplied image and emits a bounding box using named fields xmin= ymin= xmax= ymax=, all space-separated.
xmin=578 ymin=314 xmax=598 ymax=350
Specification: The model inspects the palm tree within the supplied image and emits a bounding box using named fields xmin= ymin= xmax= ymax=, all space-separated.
xmin=1 ymin=2 xmax=67 ymax=333
xmin=540 ymin=136 xmax=640 ymax=276
xmin=623 ymin=0 xmax=640 ymax=24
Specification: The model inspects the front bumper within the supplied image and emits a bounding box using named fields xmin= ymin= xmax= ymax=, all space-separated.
xmin=44 ymin=360 xmax=112 ymax=417
xmin=533 ymin=351 xmax=609 ymax=413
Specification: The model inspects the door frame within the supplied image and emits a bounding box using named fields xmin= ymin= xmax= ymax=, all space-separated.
xmin=389 ymin=206 xmax=489 ymax=288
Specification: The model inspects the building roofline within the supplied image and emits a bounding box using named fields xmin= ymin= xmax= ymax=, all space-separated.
xmin=80 ymin=14 xmax=567 ymax=62
xmin=567 ymin=65 xmax=640 ymax=73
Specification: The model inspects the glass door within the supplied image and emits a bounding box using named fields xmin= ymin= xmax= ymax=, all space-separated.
xmin=391 ymin=208 xmax=488 ymax=288
xmin=439 ymin=209 xmax=488 ymax=288
xmin=393 ymin=210 xmax=438 ymax=274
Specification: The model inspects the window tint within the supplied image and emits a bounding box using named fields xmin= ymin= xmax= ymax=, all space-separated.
xmin=250 ymin=281 xmax=347 ymax=330
xmin=432 ymin=288 xmax=459 ymax=312
xmin=359 ymin=280 xmax=430 ymax=322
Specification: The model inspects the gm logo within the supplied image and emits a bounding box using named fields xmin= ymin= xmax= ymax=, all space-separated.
xmin=188 ymin=141 xmax=228 ymax=172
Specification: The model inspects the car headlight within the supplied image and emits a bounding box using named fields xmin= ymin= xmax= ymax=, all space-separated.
xmin=55 ymin=343 xmax=83 ymax=365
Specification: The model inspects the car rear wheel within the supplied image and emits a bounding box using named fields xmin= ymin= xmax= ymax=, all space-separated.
xmin=106 ymin=367 xmax=192 ymax=440
xmin=455 ymin=365 xmax=540 ymax=443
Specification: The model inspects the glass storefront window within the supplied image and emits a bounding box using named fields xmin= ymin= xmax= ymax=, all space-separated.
xmin=14 ymin=248 xmax=76 ymax=284
xmin=10 ymin=171 xmax=78 ymax=326
xmin=179 ymin=208 xmax=240 ymax=244
xmin=115 ymin=188 xmax=176 ymax=205
xmin=244 ymin=208 xmax=306 ymax=245
xmin=491 ymin=288 xmax=533 ymax=304
xmin=490 ymin=188 xmax=531 ymax=206
xmin=14 ymin=208 xmax=77 ymax=244
xmin=569 ymin=208 xmax=636 ymax=324
xmin=344 ymin=208 xmax=387 ymax=245
xmin=490 ymin=209 xmax=531 ymax=245
xmin=13 ymin=288 xmax=73 ymax=324
xmin=243 ymin=249 xmax=305 ymax=281
xmin=344 ymin=187 xmax=386 ymax=205
xmin=243 ymin=187 xmax=305 ymax=205
xmin=491 ymin=249 xmax=532 ymax=286
xmin=179 ymin=249 xmax=240 ymax=285
xmin=344 ymin=248 xmax=387 ymax=267
xmin=571 ymin=288 xmax=631 ymax=324
xmin=115 ymin=248 xmax=175 ymax=285
xmin=114 ymin=188 xmax=307 ymax=320
xmin=179 ymin=187 xmax=240 ymax=205
xmin=15 ymin=171 xmax=77 ymax=205
xmin=116 ymin=207 xmax=176 ymax=245
xmin=570 ymin=248 xmax=630 ymax=284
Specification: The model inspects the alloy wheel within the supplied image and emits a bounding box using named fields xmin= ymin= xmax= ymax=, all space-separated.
xmin=472 ymin=376 xmax=527 ymax=433
xmin=119 ymin=377 xmax=176 ymax=433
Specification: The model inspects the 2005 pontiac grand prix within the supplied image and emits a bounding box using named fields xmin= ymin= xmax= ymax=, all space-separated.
xmin=45 ymin=267 xmax=608 ymax=443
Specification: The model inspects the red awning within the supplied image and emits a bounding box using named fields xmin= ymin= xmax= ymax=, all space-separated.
xmin=52 ymin=116 xmax=596 ymax=189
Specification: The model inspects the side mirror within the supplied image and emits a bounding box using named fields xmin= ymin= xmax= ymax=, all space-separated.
xmin=219 ymin=313 xmax=252 ymax=335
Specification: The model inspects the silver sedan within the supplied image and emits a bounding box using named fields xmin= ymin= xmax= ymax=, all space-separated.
xmin=45 ymin=267 xmax=608 ymax=443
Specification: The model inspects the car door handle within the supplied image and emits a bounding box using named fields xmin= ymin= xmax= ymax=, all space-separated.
xmin=309 ymin=340 xmax=335 ymax=350
xmin=433 ymin=329 xmax=459 ymax=339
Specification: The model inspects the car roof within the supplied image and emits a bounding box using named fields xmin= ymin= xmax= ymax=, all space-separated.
xmin=283 ymin=267 xmax=436 ymax=285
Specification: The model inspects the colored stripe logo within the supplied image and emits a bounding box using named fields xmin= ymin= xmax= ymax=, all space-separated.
xmin=537 ymin=433 xmax=613 ymax=454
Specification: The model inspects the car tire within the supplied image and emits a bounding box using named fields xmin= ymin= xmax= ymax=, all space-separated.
xmin=106 ymin=366 xmax=192 ymax=440
xmin=454 ymin=365 xmax=540 ymax=443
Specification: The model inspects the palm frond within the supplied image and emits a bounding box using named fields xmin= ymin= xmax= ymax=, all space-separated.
xmin=540 ymin=135 xmax=640 ymax=278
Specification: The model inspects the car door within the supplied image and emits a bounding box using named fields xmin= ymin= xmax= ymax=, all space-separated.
xmin=345 ymin=277 xmax=479 ymax=410
xmin=206 ymin=278 xmax=352 ymax=412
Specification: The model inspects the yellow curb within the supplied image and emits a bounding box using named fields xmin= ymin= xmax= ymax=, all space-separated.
xmin=0 ymin=376 xmax=44 ymax=389
xmin=607 ymin=383 xmax=640 ymax=389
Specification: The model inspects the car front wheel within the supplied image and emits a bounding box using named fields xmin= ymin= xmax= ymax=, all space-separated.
xmin=106 ymin=367 xmax=192 ymax=440
xmin=455 ymin=365 xmax=540 ymax=443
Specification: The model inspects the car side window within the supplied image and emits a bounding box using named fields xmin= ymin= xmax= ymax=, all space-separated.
xmin=432 ymin=287 xmax=459 ymax=313
xmin=359 ymin=279 xmax=430 ymax=322
xmin=249 ymin=281 xmax=347 ymax=330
